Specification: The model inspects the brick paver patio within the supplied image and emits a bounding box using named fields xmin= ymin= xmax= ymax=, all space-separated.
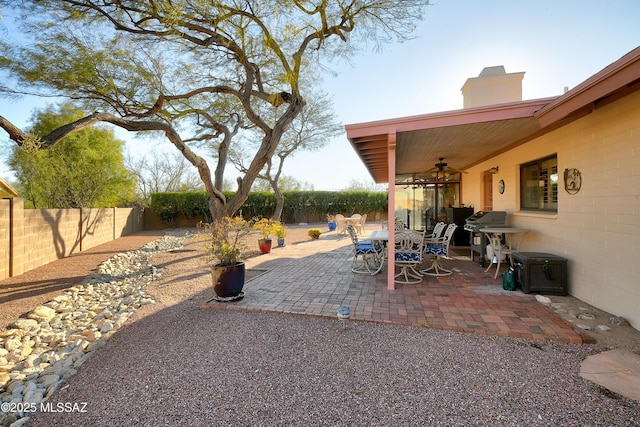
xmin=205 ymin=227 xmax=591 ymax=344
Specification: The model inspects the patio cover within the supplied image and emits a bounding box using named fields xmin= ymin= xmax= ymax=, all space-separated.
xmin=345 ymin=46 xmax=640 ymax=290
xmin=345 ymin=99 xmax=555 ymax=183
xmin=345 ymin=46 xmax=640 ymax=183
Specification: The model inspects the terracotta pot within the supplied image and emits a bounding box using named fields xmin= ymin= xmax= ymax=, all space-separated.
xmin=211 ymin=262 xmax=245 ymax=298
xmin=258 ymin=238 xmax=272 ymax=254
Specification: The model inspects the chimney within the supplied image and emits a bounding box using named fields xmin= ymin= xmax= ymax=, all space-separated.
xmin=461 ymin=66 xmax=525 ymax=108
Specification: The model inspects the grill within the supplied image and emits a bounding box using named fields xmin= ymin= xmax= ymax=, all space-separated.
xmin=464 ymin=211 xmax=508 ymax=266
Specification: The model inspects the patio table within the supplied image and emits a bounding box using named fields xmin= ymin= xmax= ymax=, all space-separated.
xmin=480 ymin=227 xmax=528 ymax=279
xmin=365 ymin=230 xmax=388 ymax=274
xmin=369 ymin=230 xmax=388 ymax=242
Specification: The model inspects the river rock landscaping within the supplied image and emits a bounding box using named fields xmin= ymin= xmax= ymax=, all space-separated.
xmin=0 ymin=231 xmax=190 ymax=426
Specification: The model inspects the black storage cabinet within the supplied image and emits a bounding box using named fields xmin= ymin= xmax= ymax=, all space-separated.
xmin=512 ymin=252 xmax=568 ymax=295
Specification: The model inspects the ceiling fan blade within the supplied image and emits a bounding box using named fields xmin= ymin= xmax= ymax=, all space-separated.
xmin=422 ymin=167 xmax=438 ymax=173
xmin=420 ymin=158 xmax=468 ymax=176
xmin=447 ymin=167 xmax=469 ymax=174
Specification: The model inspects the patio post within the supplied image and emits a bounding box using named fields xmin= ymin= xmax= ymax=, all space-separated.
xmin=387 ymin=131 xmax=396 ymax=290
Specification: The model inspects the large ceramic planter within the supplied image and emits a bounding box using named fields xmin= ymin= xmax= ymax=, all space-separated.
xmin=211 ymin=262 xmax=245 ymax=301
xmin=258 ymin=238 xmax=272 ymax=254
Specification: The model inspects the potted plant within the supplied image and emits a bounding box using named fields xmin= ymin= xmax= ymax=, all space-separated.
xmin=326 ymin=214 xmax=337 ymax=231
xmin=275 ymin=223 xmax=286 ymax=247
xmin=202 ymin=216 xmax=253 ymax=301
xmin=308 ymin=228 xmax=322 ymax=240
xmin=254 ymin=218 xmax=279 ymax=254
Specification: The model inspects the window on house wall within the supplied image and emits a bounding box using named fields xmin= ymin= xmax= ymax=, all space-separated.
xmin=520 ymin=155 xmax=558 ymax=212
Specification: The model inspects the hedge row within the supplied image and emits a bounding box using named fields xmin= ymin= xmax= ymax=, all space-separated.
xmin=150 ymin=191 xmax=388 ymax=225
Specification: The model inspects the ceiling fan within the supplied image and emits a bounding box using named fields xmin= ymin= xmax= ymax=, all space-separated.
xmin=421 ymin=157 xmax=468 ymax=178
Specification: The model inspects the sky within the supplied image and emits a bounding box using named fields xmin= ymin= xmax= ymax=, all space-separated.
xmin=1 ymin=0 xmax=639 ymax=190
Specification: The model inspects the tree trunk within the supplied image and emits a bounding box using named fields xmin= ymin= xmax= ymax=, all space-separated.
xmin=272 ymin=185 xmax=284 ymax=221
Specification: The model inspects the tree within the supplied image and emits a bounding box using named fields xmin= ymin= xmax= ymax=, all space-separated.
xmin=127 ymin=150 xmax=204 ymax=207
xmin=233 ymin=91 xmax=341 ymax=219
xmin=250 ymin=175 xmax=314 ymax=192
xmin=0 ymin=1 xmax=429 ymax=220
xmin=344 ymin=178 xmax=388 ymax=192
xmin=9 ymin=103 xmax=136 ymax=208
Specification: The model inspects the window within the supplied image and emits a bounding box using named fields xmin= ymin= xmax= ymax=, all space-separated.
xmin=520 ymin=155 xmax=558 ymax=212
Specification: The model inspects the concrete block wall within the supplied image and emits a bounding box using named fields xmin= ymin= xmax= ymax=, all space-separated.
xmin=0 ymin=200 xmax=143 ymax=280
xmin=0 ymin=199 xmax=10 ymax=280
xmin=461 ymin=90 xmax=640 ymax=329
xmin=19 ymin=207 xmax=81 ymax=275
xmin=81 ymin=208 xmax=116 ymax=251
xmin=116 ymin=207 xmax=143 ymax=236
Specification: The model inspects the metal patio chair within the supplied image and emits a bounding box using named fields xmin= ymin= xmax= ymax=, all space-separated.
xmin=356 ymin=213 xmax=368 ymax=234
xmin=347 ymin=225 xmax=384 ymax=275
xmin=425 ymin=221 xmax=446 ymax=243
xmin=335 ymin=214 xmax=347 ymax=235
xmin=394 ymin=229 xmax=425 ymax=284
xmin=421 ymin=223 xmax=458 ymax=276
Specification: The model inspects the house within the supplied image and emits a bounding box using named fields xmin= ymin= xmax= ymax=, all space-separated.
xmin=346 ymin=47 xmax=640 ymax=330
xmin=0 ymin=177 xmax=19 ymax=199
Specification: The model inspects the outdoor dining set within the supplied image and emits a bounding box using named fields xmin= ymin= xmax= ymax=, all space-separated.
xmin=346 ymin=220 xmax=458 ymax=284
xmin=346 ymin=218 xmax=529 ymax=285
xmin=333 ymin=213 xmax=368 ymax=235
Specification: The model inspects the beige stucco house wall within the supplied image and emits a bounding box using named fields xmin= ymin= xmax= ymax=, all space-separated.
xmin=462 ymin=89 xmax=640 ymax=328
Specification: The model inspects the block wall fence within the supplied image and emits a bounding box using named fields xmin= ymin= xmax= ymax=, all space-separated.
xmin=1 ymin=198 xmax=387 ymax=280
xmin=0 ymin=198 xmax=143 ymax=280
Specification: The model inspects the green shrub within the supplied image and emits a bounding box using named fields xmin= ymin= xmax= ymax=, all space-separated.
xmin=150 ymin=190 xmax=388 ymax=226
xmin=307 ymin=228 xmax=322 ymax=239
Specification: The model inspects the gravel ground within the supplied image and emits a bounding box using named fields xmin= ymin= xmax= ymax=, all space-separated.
xmin=21 ymin=230 xmax=640 ymax=426
xmin=26 ymin=310 xmax=640 ymax=426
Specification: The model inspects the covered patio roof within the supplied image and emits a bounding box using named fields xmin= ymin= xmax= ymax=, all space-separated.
xmin=345 ymin=46 xmax=640 ymax=183
xmin=345 ymin=98 xmax=555 ymax=183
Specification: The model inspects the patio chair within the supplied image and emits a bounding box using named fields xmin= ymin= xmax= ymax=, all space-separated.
xmin=349 ymin=213 xmax=362 ymax=233
xmin=356 ymin=213 xmax=368 ymax=234
xmin=394 ymin=219 xmax=407 ymax=231
xmin=425 ymin=221 xmax=446 ymax=243
xmin=347 ymin=225 xmax=384 ymax=275
xmin=394 ymin=229 xmax=425 ymax=284
xmin=421 ymin=223 xmax=458 ymax=276
xmin=335 ymin=214 xmax=346 ymax=235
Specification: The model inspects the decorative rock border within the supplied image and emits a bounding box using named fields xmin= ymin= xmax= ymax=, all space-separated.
xmin=0 ymin=231 xmax=191 ymax=425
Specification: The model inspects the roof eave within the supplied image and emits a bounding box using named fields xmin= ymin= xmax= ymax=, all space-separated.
xmin=345 ymin=97 xmax=555 ymax=141
xmin=0 ymin=177 xmax=19 ymax=198
xmin=535 ymin=47 xmax=640 ymax=127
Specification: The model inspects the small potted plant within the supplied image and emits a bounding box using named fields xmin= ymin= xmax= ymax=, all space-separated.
xmin=275 ymin=223 xmax=286 ymax=247
xmin=201 ymin=216 xmax=254 ymax=301
xmin=254 ymin=218 xmax=280 ymax=254
xmin=326 ymin=214 xmax=337 ymax=231
xmin=308 ymin=228 xmax=322 ymax=240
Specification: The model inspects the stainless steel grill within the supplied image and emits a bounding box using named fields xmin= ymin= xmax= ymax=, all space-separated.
xmin=464 ymin=211 xmax=508 ymax=266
